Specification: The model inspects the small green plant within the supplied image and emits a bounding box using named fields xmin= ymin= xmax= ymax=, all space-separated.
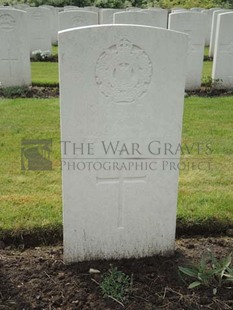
xmin=0 ymin=86 xmax=29 ymax=98
xmin=179 ymin=250 xmax=233 ymax=293
xmin=100 ymin=265 xmax=132 ymax=303
xmin=202 ymin=76 xmax=223 ymax=89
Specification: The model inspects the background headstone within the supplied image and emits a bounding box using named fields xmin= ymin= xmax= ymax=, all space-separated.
xmin=201 ymin=9 xmax=213 ymax=46
xmin=169 ymin=12 xmax=205 ymax=90
xmin=212 ymin=12 xmax=233 ymax=88
xmin=99 ymin=9 xmax=124 ymax=24
xmin=40 ymin=5 xmax=60 ymax=45
xmin=64 ymin=6 xmax=80 ymax=11
xmin=114 ymin=11 xmax=167 ymax=28
xmin=59 ymin=11 xmax=98 ymax=31
xmin=209 ymin=9 xmax=231 ymax=58
xmin=84 ymin=6 xmax=99 ymax=13
xmin=0 ymin=9 xmax=31 ymax=87
xmin=190 ymin=8 xmax=204 ymax=12
xmin=59 ymin=25 xmax=187 ymax=262
xmin=27 ymin=7 xmax=52 ymax=55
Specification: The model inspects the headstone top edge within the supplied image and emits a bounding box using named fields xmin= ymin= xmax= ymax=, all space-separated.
xmin=0 ymin=8 xmax=26 ymax=14
xmin=58 ymin=24 xmax=189 ymax=39
xmin=59 ymin=10 xmax=98 ymax=15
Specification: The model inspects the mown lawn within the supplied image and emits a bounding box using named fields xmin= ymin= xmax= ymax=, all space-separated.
xmin=52 ymin=45 xmax=58 ymax=56
xmin=30 ymin=53 xmax=212 ymax=86
xmin=202 ymin=61 xmax=212 ymax=80
xmin=0 ymin=97 xmax=232 ymax=236
xmin=31 ymin=62 xmax=59 ymax=86
xmin=0 ymin=99 xmax=61 ymax=233
xmin=178 ymin=96 xmax=233 ymax=231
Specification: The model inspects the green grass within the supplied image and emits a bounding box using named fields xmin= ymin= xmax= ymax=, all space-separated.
xmin=52 ymin=45 xmax=58 ymax=56
xmin=204 ymin=46 xmax=209 ymax=57
xmin=178 ymin=96 xmax=233 ymax=231
xmin=31 ymin=62 xmax=59 ymax=86
xmin=0 ymin=97 xmax=232 ymax=237
xmin=30 ymin=59 xmax=212 ymax=87
xmin=0 ymin=99 xmax=61 ymax=233
xmin=202 ymin=61 xmax=212 ymax=80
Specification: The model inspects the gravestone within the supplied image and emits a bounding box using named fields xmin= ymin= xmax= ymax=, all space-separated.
xmin=190 ymin=8 xmax=204 ymax=12
xmin=99 ymin=9 xmax=124 ymax=24
xmin=84 ymin=6 xmax=99 ymax=13
xmin=27 ymin=7 xmax=52 ymax=55
xmin=169 ymin=12 xmax=205 ymax=90
xmin=142 ymin=9 xmax=168 ymax=28
xmin=209 ymin=9 xmax=231 ymax=57
xmin=64 ymin=6 xmax=80 ymax=11
xmin=114 ymin=10 xmax=167 ymax=28
xmin=0 ymin=9 xmax=31 ymax=87
xmin=171 ymin=8 xmax=187 ymax=13
xmin=212 ymin=12 xmax=233 ymax=88
xmin=40 ymin=5 xmax=60 ymax=45
xmin=201 ymin=9 xmax=213 ymax=46
xmin=59 ymin=11 xmax=98 ymax=31
xmin=59 ymin=25 xmax=187 ymax=262
xmin=126 ymin=7 xmax=142 ymax=11
xmin=13 ymin=4 xmax=29 ymax=10
xmin=209 ymin=8 xmax=221 ymax=12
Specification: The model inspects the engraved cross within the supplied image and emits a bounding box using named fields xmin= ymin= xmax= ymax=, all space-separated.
xmin=96 ymin=174 xmax=146 ymax=229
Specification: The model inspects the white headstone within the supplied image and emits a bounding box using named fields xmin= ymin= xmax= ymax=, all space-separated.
xmin=201 ymin=9 xmax=213 ymax=46
xmin=59 ymin=25 xmax=188 ymax=262
xmin=27 ymin=7 xmax=52 ymax=55
xmin=59 ymin=11 xmax=98 ymax=31
xmin=0 ymin=9 xmax=31 ymax=87
xmin=171 ymin=8 xmax=187 ymax=13
xmin=40 ymin=5 xmax=60 ymax=45
xmin=209 ymin=9 xmax=231 ymax=57
xmin=141 ymin=9 xmax=168 ymax=28
xmin=64 ymin=6 xmax=80 ymax=11
xmin=169 ymin=12 xmax=205 ymax=90
xmin=84 ymin=6 xmax=99 ymax=13
xmin=209 ymin=8 xmax=221 ymax=12
xmin=190 ymin=7 xmax=204 ymax=12
xmin=13 ymin=4 xmax=29 ymax=10
xmin=99 ymin=9 xmax=124 ymax=24
xmin=126 ymin=7 xmax=142 ymax=11
xmin=114 ymin=10 xmax=167 ymax=28
xmin=212 ymin=12 xmax=233 ymax=88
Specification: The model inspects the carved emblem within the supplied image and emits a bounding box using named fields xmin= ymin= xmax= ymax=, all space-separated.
xmin=0 ymin=14 xmax=16 ymax=31
xmin=72 ymin=16 xmax=84 ymax=27
xmin=95 ymin=38 xmax=152 ymax=103
xmin=33 ymin=11 xmax=42 ymax=20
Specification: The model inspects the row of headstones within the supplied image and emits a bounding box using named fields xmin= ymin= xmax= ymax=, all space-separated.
xmin=0 ymin=7 xmax=233 ymax=89
xmin=0 ymin=5 xmax=228 ymax=47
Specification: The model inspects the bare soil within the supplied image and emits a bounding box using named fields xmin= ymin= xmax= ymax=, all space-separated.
xmin=0 ymin=236 xmax=233 ymax=310
xmin=1 ymin=86 xmax=233 ymax=99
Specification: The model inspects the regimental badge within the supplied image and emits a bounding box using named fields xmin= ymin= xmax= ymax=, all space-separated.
xmin=72 ymin=16 xmax=84 ymax=27
xmin=95 ymin=38 xmax=153 ymax=104
xmin=0 ymin=14 xmax=16 ymax=31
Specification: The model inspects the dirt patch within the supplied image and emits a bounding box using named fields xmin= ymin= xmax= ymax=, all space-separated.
xmin=0 ymin=236 xmax=232 ymax=310
xmin=0 ymin=86 xmax=59 ymax=99
xmin=1 ymin=86 xmax=233 ymax=100
xmin=186 ymin=88 xmax=233 ymax=97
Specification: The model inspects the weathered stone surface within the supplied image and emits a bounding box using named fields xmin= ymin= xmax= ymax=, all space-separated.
xmin=59 ymin=25 xmax=187 ymax=262
xmin=0 ymin=9 xmax=31 ymax=87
